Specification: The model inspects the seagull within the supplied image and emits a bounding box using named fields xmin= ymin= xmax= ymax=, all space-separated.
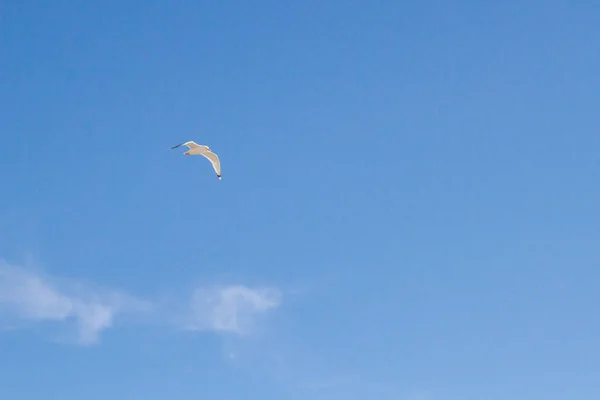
xmin=171 ymin=141 xmax=221 ymax=180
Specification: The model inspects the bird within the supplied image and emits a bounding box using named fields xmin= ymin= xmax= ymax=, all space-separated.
xmin=171 ymin=141 xmax=221 ymax=180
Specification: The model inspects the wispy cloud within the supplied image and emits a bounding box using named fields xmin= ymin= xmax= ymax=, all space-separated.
xmin=0 ymin=260 xmax=150 ymax=345
xmin=186 ymin=285 xmax=282 ymax=335
xmin=0 ymin=260 xmax=283 ymax=345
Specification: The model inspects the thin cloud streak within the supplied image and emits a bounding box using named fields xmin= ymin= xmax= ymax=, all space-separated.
xmin=0 ymin=260 xmax=150 ymax=345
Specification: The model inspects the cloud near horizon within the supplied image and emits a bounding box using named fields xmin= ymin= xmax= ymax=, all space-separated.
xmin=0 ymin=261 xmax=282 ymax=345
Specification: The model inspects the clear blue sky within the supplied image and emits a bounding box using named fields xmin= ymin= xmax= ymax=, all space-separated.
xmin=1 ymin=1 xmax=599 ymax=399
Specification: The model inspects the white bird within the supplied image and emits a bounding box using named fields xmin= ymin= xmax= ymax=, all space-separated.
xmin=171 ymin=141 xmax=221 ymax=180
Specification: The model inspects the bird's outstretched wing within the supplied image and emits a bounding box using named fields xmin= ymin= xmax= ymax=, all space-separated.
xmin=171 ymin=141 xmax=201 ymax=150
xmin=201 ymin=151 xmax=221 ymax=179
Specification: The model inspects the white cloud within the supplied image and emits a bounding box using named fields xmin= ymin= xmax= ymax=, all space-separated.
xmin=0 ymin=260 xmax=283 ymax=345
xmin=187 ymin=285 xmax=282 ymax=335
xmin=0 ymin=261 xmax=150 ymax=345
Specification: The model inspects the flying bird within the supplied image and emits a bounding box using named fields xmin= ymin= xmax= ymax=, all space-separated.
xmin=171 ymin=141 xmax=221 ymax=180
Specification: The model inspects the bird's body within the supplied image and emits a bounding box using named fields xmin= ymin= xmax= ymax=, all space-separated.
xmin=171 ymin=141 xmax=221 ymax=180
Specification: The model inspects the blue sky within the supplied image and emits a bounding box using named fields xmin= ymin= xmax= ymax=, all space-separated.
xmin=1 ymin=0 xmax=600 ymax=399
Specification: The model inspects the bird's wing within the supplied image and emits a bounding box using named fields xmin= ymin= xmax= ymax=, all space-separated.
xmin=171 ymin=141 xmax=201 ymax=150
xmin=183 ymin=141 xmax=201 ymax=149
xmin=201 ymin=151 xmax=221 ymax=178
